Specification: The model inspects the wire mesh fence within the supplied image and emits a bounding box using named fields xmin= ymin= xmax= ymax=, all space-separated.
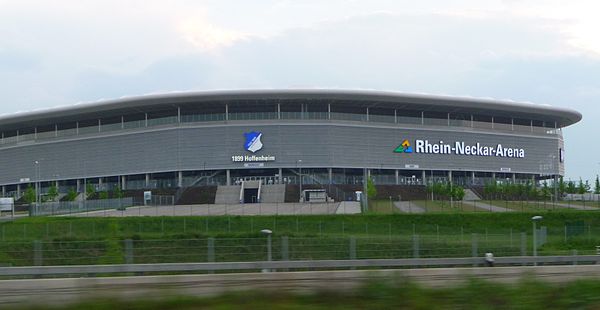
xmin=0 ymin=232 xmax=597 ymax=267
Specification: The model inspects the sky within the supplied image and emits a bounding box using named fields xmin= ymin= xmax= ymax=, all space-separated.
xmin=0 ymin=0 xmax=598 ymax=181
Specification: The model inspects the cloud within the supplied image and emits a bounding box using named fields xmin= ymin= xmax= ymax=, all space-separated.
xmin=177 ymin=19 xmax=251 ymax=51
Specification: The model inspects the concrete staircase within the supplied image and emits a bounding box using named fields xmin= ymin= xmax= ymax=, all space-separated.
xmin=260 ymin=184 xmax=286 ymax=203
xmin=215 ymin=186 xmax=242 ymax=204
xmin=463 ymin=188 xmax=482 ymax=201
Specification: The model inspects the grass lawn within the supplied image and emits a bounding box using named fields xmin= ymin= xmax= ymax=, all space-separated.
xmin=0 ymin=213 xmax=599 ymax=266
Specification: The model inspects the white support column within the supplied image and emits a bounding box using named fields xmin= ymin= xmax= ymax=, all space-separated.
xmin=17 ymin=184 xmax=21 ymax=198
xmin=328 ymin=168 xmax=333 ymax=184
xmin=277 ymin=103 xmax=281 ymax=120
xmin=76 ymin=179 xmax=81 ymax=193
xmin=145 ymin=174 xmax=150 ymax=188
xmin=395 ymin=170 xmax=399 ymax=185
xmin=177 ymin=107 xmax=181 ymax=123
xmin=422 ymin=170 xmax=426 ymax=185
xmin=512 ymin=173 xmax=516 ymax=184
xmin=178 ymin=171 xmax=183 ymax=187
xmin=472 ymin=171 xmax=476 ymax=184
xmin=448 ymin=170 xmax=453 ymax=184
xmin=225 ymin=104 xmax=229 ymax=121
xmin=2 ymin=186 xmax=5 ymax=197
xmin=492 ymin=172 xmax=496 ymax=181
xmin=121 ymin=176 xmax=126 ymax=190
xmin=226 ymin=169 xmax=231 ymax=186
xmin=98 ymin=177 xmax=103 ymax=186
xmin=278 ymin=168 xmax=283 ymax=184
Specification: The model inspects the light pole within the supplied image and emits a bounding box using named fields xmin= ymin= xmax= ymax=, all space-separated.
xmin=261 ymin=229 xmax=273 ymax=272
xmin=297 ymin=160 xmax=303 ymax=202
xmin=34 ymin=160 xmax=40 ymax=209
xmin=532 ymin=215 xmax=543 ymax=265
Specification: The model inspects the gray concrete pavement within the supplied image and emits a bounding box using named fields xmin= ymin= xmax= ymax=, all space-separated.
xmin=394 ymin=201 xmax=425 ymax=213
xmin=66 ymin=202 xmax=341 ymax=217
xmin=462 ymin=200 xmax=513 ymax=212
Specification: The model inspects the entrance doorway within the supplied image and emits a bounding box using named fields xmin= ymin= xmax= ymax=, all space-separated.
xmin=243 ymin=188 xmax=258 ymax=203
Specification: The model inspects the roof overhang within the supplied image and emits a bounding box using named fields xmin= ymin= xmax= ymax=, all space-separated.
xmin=0 ymin=89 xmax=582 ymax=131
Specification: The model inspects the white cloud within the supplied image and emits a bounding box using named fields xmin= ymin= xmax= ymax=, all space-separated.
xmin=177 ymin=19 xmax=250 ymax=51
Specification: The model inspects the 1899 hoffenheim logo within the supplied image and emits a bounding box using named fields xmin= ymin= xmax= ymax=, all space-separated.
xmin=244 ymin=131 xmax=264 ymax=153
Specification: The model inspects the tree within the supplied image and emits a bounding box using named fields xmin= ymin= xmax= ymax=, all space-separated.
xmin=86 ymin=183 xmax=96 ymax=199
xmin=99 ymin=191 xmax=109 ymax=200
xmin=64 ymin=188 xmax=78 ymax=201
xmin=366 ymin=178 xmax=377 ymax=201
xmin=23 ymin=185 xmax=36 ymax=204
xmin=46 ymin=185 xmax=59 ymax=202
xmin=541 ymin=181 xmax=551 ymax=200
xmin=113 ymin=186 xmax=124 ymax=199
xmin=566 ymin=181 xmax=577 ymax=194
xmin=595 ymin=175 xmax=600 ymax=195
xmin=577 ymin=178 xmax=587 ymax=194
xmin=558 ymin=177 xmax=566 ymax=197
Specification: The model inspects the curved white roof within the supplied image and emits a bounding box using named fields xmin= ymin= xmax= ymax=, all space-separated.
xmin=0 ymin=89 xmax=582 ymax=130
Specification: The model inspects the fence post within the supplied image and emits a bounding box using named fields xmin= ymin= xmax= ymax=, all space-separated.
xmin=124 ymin=239 xmax=134 ymax=264
xmin=349 ymin=236 xmax=357 ymax=260
xmin=471 ymin=233 xmax=478 ymax=267
xmin=413 ymin=234 xmax=419 ymax=258
xmin=207 ymin=237 xmax=215 ymax=274
xmin=281 ymin=236 xmax=289 ymax=261
xmin=520 ymin=232 xmax=527 ymax=266
xmin=520 ymin=232 xmax=527 ymax=256
xmin=33 ymin=240 xmax=43 ymax=266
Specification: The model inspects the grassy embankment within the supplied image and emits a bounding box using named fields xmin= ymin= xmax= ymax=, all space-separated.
xmin=0 ymin=212 xmax=599 ymax=266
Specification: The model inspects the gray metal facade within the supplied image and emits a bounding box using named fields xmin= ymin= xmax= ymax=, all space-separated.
xmin=0 ymin=121 xmax=563 ymax=186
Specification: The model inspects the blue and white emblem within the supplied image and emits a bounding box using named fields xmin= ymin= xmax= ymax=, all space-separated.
xmin=244 ymin=131 xmax=264 ymax=153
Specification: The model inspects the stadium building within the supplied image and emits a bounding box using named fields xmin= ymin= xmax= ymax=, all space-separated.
xmin=0 ymin=89 xmax=581 ymax=203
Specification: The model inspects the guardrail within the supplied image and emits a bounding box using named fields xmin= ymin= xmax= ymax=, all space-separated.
xmin=1 ymin=255 xmax=599 ymax=277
